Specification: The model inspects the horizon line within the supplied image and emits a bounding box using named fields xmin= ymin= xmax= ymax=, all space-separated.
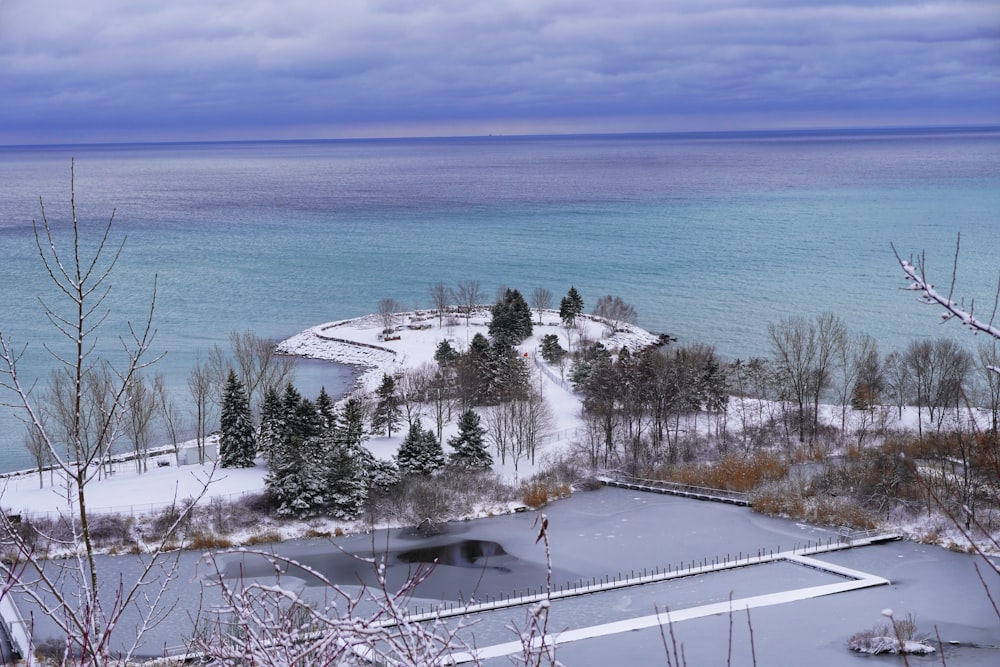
xmin=2 ymin=123 xmax=998 ymax=151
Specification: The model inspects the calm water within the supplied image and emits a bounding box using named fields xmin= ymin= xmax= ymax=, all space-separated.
xmin=1 ymin=129 xmax=998 ymax=472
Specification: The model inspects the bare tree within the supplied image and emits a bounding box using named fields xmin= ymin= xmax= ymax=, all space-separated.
xmin=377 ymin=297 xmax=402 ymax=331
xmin=978 ymin=341 xmax=1000 ymax=433
xmin=24 ymin=418 xmax=52 ymax=489
xmin=397 ymin=364 xmax=433 ymax=426
xmin=0 ymin=162 xmax=207 ymax=663
xmin=228 ymin=329 xmax=296 ymax=412
xmin=768 ymin=312 xmax=845 ymax=445
xmin=188 ymin=355 xmax=215 ymax=465
xmin=592 ymin=294 xmax=637 ymax=333
xmin=429 ymin=281 xmax=451 ymax=327
xmin=893 ymin=237 xmax=1000 ymax=588
xmin=530 ymin=287 xmax=553 ymax=325
xmin=124 ymin=371 xmax=162 ymax=473
xmin=453 ymin=280 xmax=483 ymax=323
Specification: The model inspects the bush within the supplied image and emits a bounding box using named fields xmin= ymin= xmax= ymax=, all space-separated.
xmin=187 ymin=531 xmax=233 ymax=550
xmin=664 ymin=451 xmax=789 ymax=492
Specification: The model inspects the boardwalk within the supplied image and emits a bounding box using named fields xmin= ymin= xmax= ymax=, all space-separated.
xmin=601 ymin=476 xmax=751 ymax=506
xmin=402 ymin=539 xmax=898 ymax=664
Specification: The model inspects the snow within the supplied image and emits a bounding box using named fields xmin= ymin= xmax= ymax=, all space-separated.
xmin=2 ymin=307 xmax=996 ymax=559
xmin=1 ymin=309 xmax=653 ymax=518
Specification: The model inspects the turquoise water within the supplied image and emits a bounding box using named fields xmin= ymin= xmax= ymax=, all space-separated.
xmin=1 ymin=129 xmax=998 ymax=472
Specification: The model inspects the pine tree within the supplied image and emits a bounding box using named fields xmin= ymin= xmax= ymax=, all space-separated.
xmin=540 ymin=333 xmax=566 ymax=363
xmin=434 ymin=339 xmax=459 ymax=366
xmin=265 ymin=383 xmax=328 ymax=517
xmin=396 ymin=419 xmax=445 ymax=476
xmin=559 ymin=286 xmax=584 ymax=327
xmin=371 ymin=373 xmax=402 ymax=437
xmin=326 ymin=397 xmax=370 ymax=519
xmin=315 ymin=386 xmax=337 ymax=433
xmin=219 ymin=369 xmax=256 ymax=468
xmin=489 ymin=288 xmax=533 ymax=345
xmin=489 ymin=339 xmax=531 ymax=402
xmin=258 ymin=386 xmax=283 ymax=463
xmin=448 ymin=409 xmax=492 ymax=469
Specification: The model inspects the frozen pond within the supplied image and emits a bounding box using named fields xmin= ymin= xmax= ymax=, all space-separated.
xmin=15 ymin=486 xmax=1000 ymax=664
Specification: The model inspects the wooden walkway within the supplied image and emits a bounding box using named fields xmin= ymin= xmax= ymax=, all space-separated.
xmin=601 ymin=476 xmax=751 ymax=506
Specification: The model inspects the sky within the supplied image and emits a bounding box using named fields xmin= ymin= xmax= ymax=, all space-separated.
xmin=0 ymin=0 xmax=997 ymax=144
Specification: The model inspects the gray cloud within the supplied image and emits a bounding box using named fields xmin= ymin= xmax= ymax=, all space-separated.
xmin=0 ymin=0 xmax=996 ymax=142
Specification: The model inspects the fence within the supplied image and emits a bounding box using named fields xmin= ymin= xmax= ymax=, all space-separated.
xmin=603 ymin=475 xmax=751 ymax=506
xmin=395 ymin=534 xmax=890 ymax=624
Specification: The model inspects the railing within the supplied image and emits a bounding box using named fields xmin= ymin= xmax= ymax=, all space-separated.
xmin=838 ymin=526 xmax=900 ymax=544
xmin=603 ymin=475 xmax=750 ymax=505
xmin=0 ymin=591 xmax=30 ymax=660
xmin=398 ymin=535 xmax=884 ymax=623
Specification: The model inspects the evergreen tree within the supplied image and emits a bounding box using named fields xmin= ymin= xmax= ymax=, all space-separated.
xmin=371 ymin=373 xmax=402 ymax=437
xmin=489 ymin=339 xmax=531 ymax=402
xmin=257 ymin=385 xmax=283 ymax=463
xmin=434 ymin=339 xmax=460 ymax=366
xmin=315 ymin=386 xmax=337 ymax=433
xmin=448 ymin=409 xmax=492 ymax=469
xmin=325 ymin=397 xmax=370 ymax=519
xmin=219 ymin=369 xmax=255 ymax=468
xmin=540 ymin=333 xmax=566 ymax=363
xmin=265 ymin=383 xmax=327 ymax=517
xmin=489 ymin=288 xmax=533 ymax=345
xmin=396 ymin=419 xmax=445 ymax=476
xmin=456 ymin=332 xmax=492 ymax=407
xmin=559 ymin=286 xmax=584 ymax=327
xmin=325 ymin=436 xmax=366 ymax=519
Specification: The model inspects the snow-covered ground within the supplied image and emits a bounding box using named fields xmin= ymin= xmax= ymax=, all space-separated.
xmin=1 ymin=309 xmax=652 ymax=519
xmin=2 ymin=308 xmax=996 ymax=557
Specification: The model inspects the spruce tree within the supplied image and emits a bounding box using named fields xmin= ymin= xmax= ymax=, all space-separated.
xmin=371 ymin=373 xmax=402 ymax=437
xmin=448 ymin=409 xmax=492 ymax=469
xmin=258 ymin=385 xmax=283 ymax=463
xmin=219 ymin=369 xmax=256 ymax=468
xmin=559 ymin=286 xmax=584 ymax=327
xmin=489 ymin=288 xmax=533 ymax=345
xmin=434 ymin=339 xmax=459 ymax=366
xmin=540 ymin=333 xmax=566 ymax=363
xmin=315 ymin=386 xmax=337 ymax=433
xmin=326 ymin=397 xmax=370 ymax=519
xmin=396 ymin=419 xmax=445 ymax=476
xmin=265 ymin=383 xmax=327 ymax=517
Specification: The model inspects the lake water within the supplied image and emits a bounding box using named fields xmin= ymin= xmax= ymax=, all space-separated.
xmin=1 ymin=128 xmax=998 ymax=472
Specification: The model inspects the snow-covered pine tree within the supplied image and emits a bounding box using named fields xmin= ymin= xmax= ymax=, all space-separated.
xmin=559 ymin=285 xmax=584 ymax=327
xmin=448 ymin=409 xmax=492 ymax=469
xmin=396 ymin=419 xmax=445 ymax=476
xmin=371 ymin=373 xmax=402 ymax=437
xmin=258 ymin=385 xmax=283 ymax=463
xmin=219 ymin=369 xmax=256 ymax=468
xmin=489 ymin=288 xmax=533 ymax=345
xmin=540 ymin=333 xmax=566 ymax=363
xmin=265 ymin=385 xmax=328 ymax=516
xmin=325 ymin=397 xmax=370 ymax=519
xmin=315 ymin=386 xmax=337 ymax=432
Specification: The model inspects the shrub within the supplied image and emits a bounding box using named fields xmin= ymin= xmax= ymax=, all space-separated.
xmin=664 ymin=451 xmax=789 ymax=492
xmin=245 ymin=529 xmax=283 ymax=546
xmin=188 ymin=531 xmax=233 ymax=550
xmin=522 ymin=483 xmax=548 ymax=508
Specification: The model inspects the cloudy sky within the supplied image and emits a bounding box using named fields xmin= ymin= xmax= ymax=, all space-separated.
xmin=1 ymin=0 xmax=997 ymax=144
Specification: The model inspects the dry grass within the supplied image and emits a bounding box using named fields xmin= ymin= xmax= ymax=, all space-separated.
xmin=664 ymin=451 xmax=789 ymax=492
xmin=245 ymin=529 xmax=283 ymax=546
xmin=187 ymin=531 xmax=233 ymax=550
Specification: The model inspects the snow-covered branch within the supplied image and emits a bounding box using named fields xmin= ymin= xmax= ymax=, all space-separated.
xmin=894 ymin=242 xmax=1000 ymax=375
